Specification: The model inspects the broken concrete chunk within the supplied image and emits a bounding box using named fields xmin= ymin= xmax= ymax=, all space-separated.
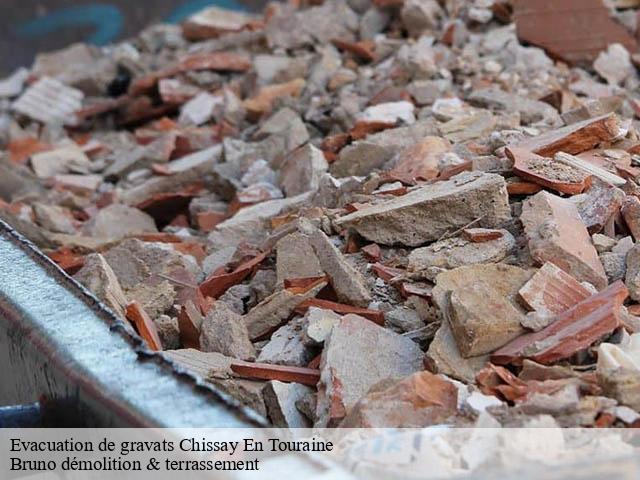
xmin=257 ymin=317 xmax=314 ymax=367
xmin=521 ymin=191 xmax=607 ymax=290
xmin=316 ymin=314 xmax=423 ymax=426
xmin=330 ymin=120 xmax=439 ymax=177
xmin=299 ymin=220 xmax=371 ymax=307
xmin=264 ymin=380 xmax=313 ymax=428
xmin=165 ymin=349 xmax=267 ymax=416
xmin=279 ymin=144 xmax=328 ymax=197
xmin=625 ymin=245 xmax=640 ymax=302
xmin=335 ymin=172 xmax=511 ymax=246
xmin=601 ymin=252 xmax=627 ymax=284
xmin=243 ymin=281 xmax=326 ymax=341
xmin=179 ymin=92 xmax=223 ymax=126
xmin=400 ymin=0 xmax=444 ymax=37
xmin=434 ymin=264 xmax=532 ymax=357
xmin=84 ymin=204 xmax=158 ymax=241
xmin=407 ymin=230 xmax=515 ymax=272
xmin=518 ymin=262 xmax=592 ymax=316
xmin=493 ymin=281 xmax=628 ymax=365
xmin=33 ymin=203 xmax=76 ymax=234
xmin=593 ymin=44 xmax=634 ymax=86
xmin=469 ymin=88 xmax=561 ymax=127
xmin=572 ymin=181 xmax=625 ymax=234
xmin=304 ymin=307 xmax=342 ymax=344
xmin=31 ymin=146 xmax=91 ymax=179
xmin=200 ymin=301 xmax=256 ymax=361
xmin=74 ymin=253 xmax=128 ymax=319
xmin=424 ymin=321 xmax=488 ymax=384
xmin=357 ymin=101 xmax=416 ymax=125
xmin=275 ymin=232 xmax=324 ymax=287
xmin=593 ymin=234 xmax=617 ymax=254
xmin=622 ymin=196 xmax=640 ymax=242
xmin=341 ymin=371 xmax=458 ymax=428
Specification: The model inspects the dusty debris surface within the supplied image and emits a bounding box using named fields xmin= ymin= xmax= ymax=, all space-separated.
xmin=5 ymin=0 xmax=640 ymax=430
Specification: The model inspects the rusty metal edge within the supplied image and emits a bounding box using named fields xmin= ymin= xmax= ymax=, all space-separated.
xmin=0 ymin=219 xmax=266 ymax=428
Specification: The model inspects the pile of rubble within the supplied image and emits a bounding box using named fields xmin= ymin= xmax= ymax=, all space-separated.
xmin=3 ymin=0 xmax=640 ymax=429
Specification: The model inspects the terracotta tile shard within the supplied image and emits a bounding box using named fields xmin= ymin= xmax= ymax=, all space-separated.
xmin=315 ymin=314 xmax=423 ymax=426
xmin=294 ymin=298 xmax=385 ymax=325
xmin=507 ymin=147 xmax=591 ymax=195
xmin=519 ymin=262 xmax=592 ymax=316
xmin=12 ymin=76 xmax=83 ymax=126
xmin=516 ymin=114 xmax=623 ymax=157
xmin=125 ymin=301 xmax=163 ymax=351
xmin=283 ymin=275 xmax=329 ymax=290
xmin=521 ymin=191 xmax=607 ymax=290
xmin=230 ymin=362 xmax=320 ymax=387
xmin=506 ymin=178 xmax=543 ymax=196
xmin=462 ymin=228 xmax=504 ymax=243
xmin=492 ymin=281 xmax=628 ymax=366
xmin=199 ymin=251 xmax=267 ymax=298
xmin=331 ymin=38 xmax=376 ymax=62
xmin=178 ymin=300 xmax=203 ymax=349
xmin=48 ymin=248 xmax=85 ymax=275
xmin=334 ymin=172 xmax=511 ymax=246
xmin=513 ymin=0 xmax=639 ymax=66
xmin=372 ymin=263 xmax=404 ymax=283
xmin=196 ymin=211 xmax=226 ymax=232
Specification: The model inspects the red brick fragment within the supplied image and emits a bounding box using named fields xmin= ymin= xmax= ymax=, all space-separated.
xmin=47 ymin=248 xmax=85 ymax=275
xmin=399 ymin=282 xmax=433 ymax=300
xmin=492 ymin=281 xmax=628 ymax=365
xmin=196 ymin=211 xmax=226 ymax=232
xmin=517 ymin=114 xmax=623 ymax=157
xmin=284 ymin=275 xmax=329 ymax=291
xmin=361 ymin=244 xmax=382 ymax=262
xmin=125 ymin=301 xmax=163 ymax=351
xmin=199 ymin=251 xmax=267 ymax=298
xmin=507 ymin=147 xmax=592 ymax=195
xmin=349 ymin=120 xmax=396 ymax=140
xmin=518 ymin=262 xmax=591 ymax=316
xmin=294 ymin=298 xmax=385 ymax=325
xmin=178 ymin=300 xmax=202 ymax=349
xmin=372 ymin=262 xmax=404 ymax=283
xmin=462 ymin=228 xmax=504 ymax=243
xmin=332 ymin=38 xmax=376 ymax=62
xmin=230 ymin=362 xmax=320 ymax=387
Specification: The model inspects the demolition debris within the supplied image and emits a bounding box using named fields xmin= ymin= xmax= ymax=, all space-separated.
xmin=4 ymin=0 xmax=640 ymax=430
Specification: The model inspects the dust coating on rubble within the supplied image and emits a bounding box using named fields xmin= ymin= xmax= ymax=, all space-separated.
xmin=3 ymin=0 xmax=640 ymax=435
